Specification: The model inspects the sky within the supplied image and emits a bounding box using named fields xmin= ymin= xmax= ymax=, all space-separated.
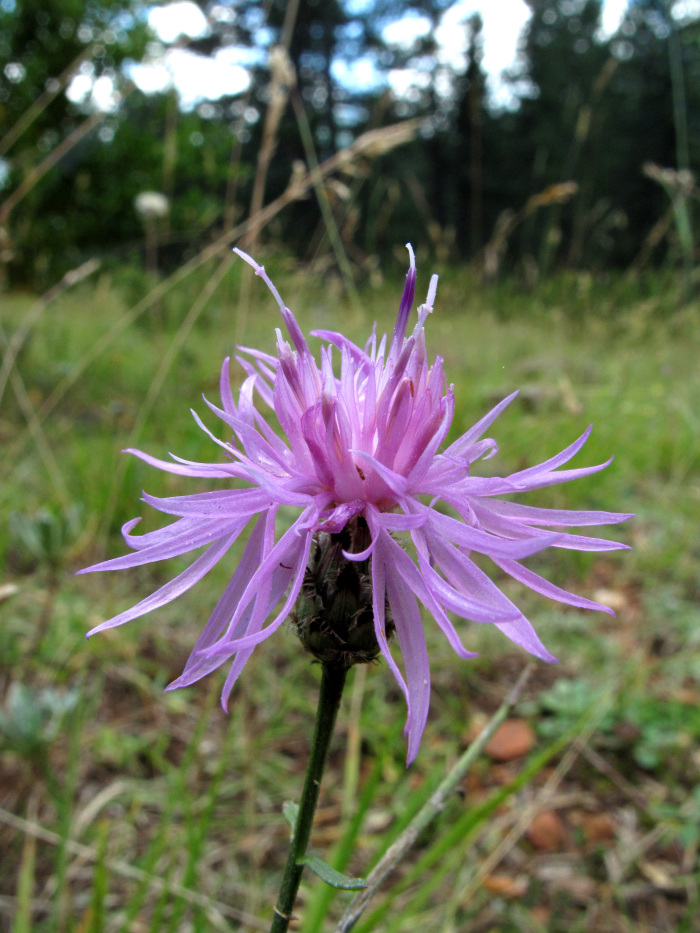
xmin=71 ymin=0 xmax=634 ymax=112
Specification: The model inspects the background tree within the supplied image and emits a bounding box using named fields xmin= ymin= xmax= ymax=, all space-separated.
xmin=0 ymin=0 xmax=151 ymax=280
xmin=2 ymin=0 xmax=699 ymax=286
xmin=487 ymin=0 xmax=700 ymax=271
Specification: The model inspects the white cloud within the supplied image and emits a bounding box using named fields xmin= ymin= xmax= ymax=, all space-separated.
xmin=148 ymin=1 xmax=208 ymax=44
xmin=383 ymin=14 xmax=431 ymax=48
xmin=92 ymin=75 xmax=121 ymax=111
xmin=387 ymin=68 xmax=431 ymax=98
xmin=332 ymin=57 xmax=382 ymax=92
xmin=66 ymin=73 xmax=93 ymax=104
xmin=131 ymin=3 xmax=254 ymax=107
xmin=160 ymin=48 xmax=250 ymax=108
xmin=439 ymin=0 xmax=531 ymax=78
xmin=434 ymin=0 xmax=631 ymax=107
xmin=672 ymin=0 xmax=700 ymax=22
xmin=127 ymin=59 xmax=172 ymax=95
xmin=601 ymin=0 xmax=628 ymax=36
xmin=380 ymin=0 xmax=531 ymax=108
xmin=137 ymin=0 xmax=632 ymax=111
xmin=66 ymin=73 xmax=121 ymax=112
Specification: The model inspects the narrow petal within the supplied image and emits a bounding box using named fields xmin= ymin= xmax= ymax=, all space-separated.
xmin=385 ymin=554 xmax=431 ymax=765
xmin=481 ymin=499 xmax=635 ymax=528
xmin=141 ymin=488 xmax=270 ymax=518
xmin=236 ymin=344 xmax=279 ymax=369
xmin=405 ymin=390 xmax=455 ymax=483
xmin=470 ymin=501 xmax=629 ymax=552
xmin=382 ymin=531 xmax=478 ymax=659
xmin=202 ymin=397 xmax=288 ymax=470
xmin=374 ymin=510 xmax=426 ymax=532
xmin=492 ymin=556 xmax=615 ymax=614
xmin=86 ymin=532 xmax=237 ymax=636
xmin=495 ymin=613 xmax=558 ymax=663
xmin=370 ymin=535 xmax=410 ymax=712
xmin=389 ymin=243 xmax=416 ymax=357
xmin=411 ymin=530 xmax=522 ymax=625
xmin=166 ymin=515 xmax=274 ymax=689
xmin=424 ymin=531 xmax=557 ymax=662
xmin=125 ymin=448 xmax=237 ymax=478
xmin=507 ymin=458 xmax=615 ymax=491
xmin=79 ymin=517 xmax=245 ymax=572
xmin=216 ymin=546 xmax=298 ymax=709
xmin=200 ymin=516 xmax=315 ymax=655
xmin=219 ymin=357 xmax=237 ymax=417
xmin=317 ymin=499 xmax=365 ymax=533
xmin=505 ymin=427 xmax=594 ymax=484
xmin=444 ymin=391 xmax=519 ymax=458
xmin=351 ymin=449 xmax=409 ymax=498
xmin=426 ymin=508 xmax=562 ymax=560
xmin=310 ymin=330 xmax=365 ymax=361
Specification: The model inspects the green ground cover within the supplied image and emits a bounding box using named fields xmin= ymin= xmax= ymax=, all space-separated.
xmin=1 ymin=256 xmax=698 ymax=932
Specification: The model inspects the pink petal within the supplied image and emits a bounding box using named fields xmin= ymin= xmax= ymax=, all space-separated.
xmin=492 ymin=556 xmax=615 ymax=614
xmin=385 ymin=553 xmax=430 ymax=765
xmin=86 ymin=532 xmax=238 ymax=635
xmin=444 ymin=391 xmax=519 ymax=458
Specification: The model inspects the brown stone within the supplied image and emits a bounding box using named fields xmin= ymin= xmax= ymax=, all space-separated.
xmin=484 ymin=719 xmax=535 ymax=762
xmin=582 ymin=812 xmax=617 ymax=844
xmin=526 ymin=809 xmax=568 ymax=851
xmin=483 ymin=874 xmax=529 ymax=898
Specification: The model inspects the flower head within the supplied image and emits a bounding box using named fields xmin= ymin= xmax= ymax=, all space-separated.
xmin=80 ymin=246 xmax=631 ymax=763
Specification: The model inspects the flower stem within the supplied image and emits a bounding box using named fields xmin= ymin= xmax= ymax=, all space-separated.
xmin=271 ymin=662 xmax=348 ymax=933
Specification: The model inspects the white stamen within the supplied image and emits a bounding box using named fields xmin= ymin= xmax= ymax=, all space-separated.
xmin=414 ymin=273 xmax=439 ymax=333
xmin=233 ymin=247 xmax=286 ymax=312
xmin=405 ymin=242 xmax=416 ymax=270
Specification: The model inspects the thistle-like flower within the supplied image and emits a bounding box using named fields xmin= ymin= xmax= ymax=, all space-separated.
xmin=81 ymin=246 xmax=630 ymax=763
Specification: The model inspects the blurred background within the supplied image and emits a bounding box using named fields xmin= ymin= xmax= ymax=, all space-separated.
xmin=1 ymin=0 xmax=699 ymax=287
xmin=2 ymin=2 xmax=700 ymax=932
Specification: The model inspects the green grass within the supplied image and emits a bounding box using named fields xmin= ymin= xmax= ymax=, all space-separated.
xmin=1 ymin=256 xmax=699 ymax=932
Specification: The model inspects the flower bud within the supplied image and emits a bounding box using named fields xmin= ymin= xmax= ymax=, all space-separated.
xmin=293 ymin=518 xmax=393 ymax=667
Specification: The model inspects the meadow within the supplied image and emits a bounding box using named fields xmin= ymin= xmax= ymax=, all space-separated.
xmin=1 ymin=254 xmax=699 ymax=932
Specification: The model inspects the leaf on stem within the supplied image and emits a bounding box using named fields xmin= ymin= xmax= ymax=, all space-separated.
xmin=282 ymin=800 xmax=299 ymax=838
xmin=297 ymin=856 xmax=367 ymax=890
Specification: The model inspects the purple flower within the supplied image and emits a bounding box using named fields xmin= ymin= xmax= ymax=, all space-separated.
xmin=81 ymin=246 xmax=631 ymax=763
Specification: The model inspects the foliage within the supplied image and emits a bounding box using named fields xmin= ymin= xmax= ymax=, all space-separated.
xmin=0 ymin=682 xmax=80 ymax=762
xmin=533 ymin=677 xmax=700 ymax=772
xmin=2 ymin=0 xmax=700 ymax=286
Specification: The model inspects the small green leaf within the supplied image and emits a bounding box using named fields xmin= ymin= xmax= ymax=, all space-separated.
xmin=297 ymin=856 xmax=367 ymax=890
xmin=283 ymin=801 xmax=299 ymax=835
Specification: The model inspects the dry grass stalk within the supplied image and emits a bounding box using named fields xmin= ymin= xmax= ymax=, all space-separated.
xmin=241 ymin=44 xmax=297 ymax=253
xmin=481 ymin=182 xmax=579 ymax=280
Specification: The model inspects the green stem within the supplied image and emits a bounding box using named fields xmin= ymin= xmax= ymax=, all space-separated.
xmin=271 ymin=662 xmax=347 ymax=933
